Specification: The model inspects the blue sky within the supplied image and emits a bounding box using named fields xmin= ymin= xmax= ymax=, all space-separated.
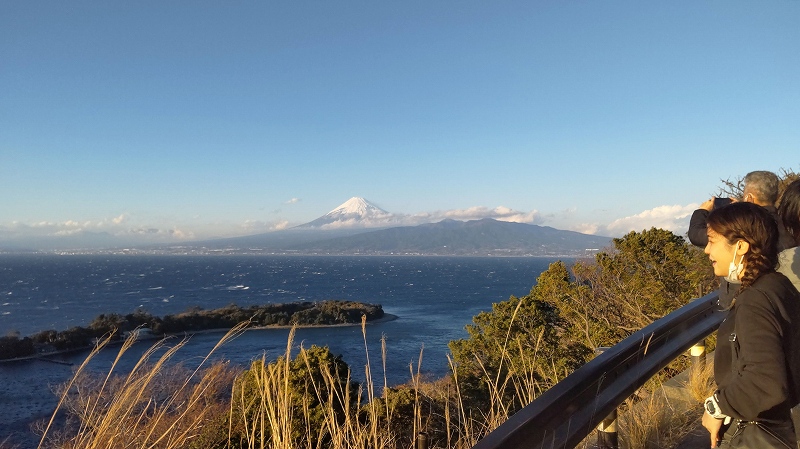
xmin=1 ymin=1 xmax=799 ymax=247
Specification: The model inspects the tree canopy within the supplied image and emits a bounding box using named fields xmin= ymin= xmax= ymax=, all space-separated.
xmin=448 ymin=227 xmax=714 ymax=414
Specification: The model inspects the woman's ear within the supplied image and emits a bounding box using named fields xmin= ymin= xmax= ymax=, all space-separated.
xmin=737 ymin=240 xmax=750 ymax=256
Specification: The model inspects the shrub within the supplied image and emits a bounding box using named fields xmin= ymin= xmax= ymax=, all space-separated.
xmin=0 ymin=335 xmax=35 ymax=359
xmin=231 ymin=343 xmax=359 ymax=448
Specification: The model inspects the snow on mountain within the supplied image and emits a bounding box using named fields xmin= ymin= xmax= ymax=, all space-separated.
xmin=326 ymin=197 xmax=388 ymax=218
xmin=296 ymin=197 xmax=398 ymax=229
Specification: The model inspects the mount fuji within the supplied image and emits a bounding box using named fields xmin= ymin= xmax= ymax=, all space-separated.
xmin=295 ymin=197 xmax=398 ymax=229
xmin=137 ymin=196 xmax=611 ymax=256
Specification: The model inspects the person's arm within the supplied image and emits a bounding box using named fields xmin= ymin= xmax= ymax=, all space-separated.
xmin=687 ymin=199 xmax=714 ymax=247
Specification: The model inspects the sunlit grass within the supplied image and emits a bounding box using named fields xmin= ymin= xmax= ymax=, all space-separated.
xmin=36 ymin=324 xmax=246 ymax=449
xmin=32 ymin=315 xmax=706 ymax=449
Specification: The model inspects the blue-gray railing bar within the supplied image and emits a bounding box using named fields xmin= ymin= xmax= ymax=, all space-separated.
xmin=472 ymin=292 xmax=724 ymax=449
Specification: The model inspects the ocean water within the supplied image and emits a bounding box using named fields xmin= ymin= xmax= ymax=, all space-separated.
xmin=0 ymin=254 xmax=563 ymax=440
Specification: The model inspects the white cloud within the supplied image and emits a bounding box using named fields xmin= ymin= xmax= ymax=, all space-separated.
xmin=53 ymin=228 xmax=83 ymax=237
xmin=571 ymin=223 xmax=600 ymax=235
xmin=285 ymin=198 xmax=301 ymax=204
xmin=0 ymin=214 xmax=200 ymax=248
xmin=242 ymin=219 xmax=292 ymax=233
xmin=418 ymin=206 xmax=542 ymax=225
xmin=273 ymin=220 xmax=291 ymax=231
xmin=111 ymin=226 xmax=196 ymax=240
xmin=168 ymin=228 xmax=193 ymax=240
xmin=306 ymin=205 xmax=542 ymax=230
xmin=319 ymin=218 xmax=365 ymax=230
xmin=591 ymin=204 xmax=698 ymax=237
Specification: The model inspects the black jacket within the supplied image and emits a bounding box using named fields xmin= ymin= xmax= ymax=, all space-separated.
xmin=715 ymin=271 xmax=800 ymax=423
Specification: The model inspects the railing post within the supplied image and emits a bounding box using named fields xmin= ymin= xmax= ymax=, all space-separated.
xmin=690 ymin=339 xmax=706 ymax=373
xmin=416 ymin=432 xmax=428 ymax=449
xmin=597 ymin=413 xmax=618 ymax=449
xmin=595 ymin=347 xmax=618 ymax=449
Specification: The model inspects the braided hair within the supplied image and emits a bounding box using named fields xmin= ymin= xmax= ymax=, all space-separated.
xmin=707 ymin=202 xmax=778 ymax=291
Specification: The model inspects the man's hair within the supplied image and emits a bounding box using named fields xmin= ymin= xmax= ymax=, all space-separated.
xmin=743 ymin=170 xmax=780 ymax=205
xmin=779 ymin=179 xmax=800 ymax=245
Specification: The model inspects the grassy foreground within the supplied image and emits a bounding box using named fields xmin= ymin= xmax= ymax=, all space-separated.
xmin=20 ymin=312 xmax=712 ymax=449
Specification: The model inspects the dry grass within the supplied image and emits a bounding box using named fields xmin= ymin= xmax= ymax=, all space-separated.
xmin=443 ymin=300 xmax=563 ymax=449
xmin=0 ymin=437 xmax=19 ymax=449
xmin=615 ymin=359 xmax=714 ymax=449
xmin=618 ymin=390 xmax=697 ymax=449
xmin=33 ymin=315 xmax=709 ymax=449
xmin=230 ymin=318 xmax=412 ymax=449
xmin=685 ymin=359 xmax=715 ymax=403
xmin=36 ymin=324 xmax=247 ymax=449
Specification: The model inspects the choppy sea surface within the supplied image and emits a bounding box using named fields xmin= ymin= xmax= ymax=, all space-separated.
xmin=0 ymin=254 xmax=563 ymax=441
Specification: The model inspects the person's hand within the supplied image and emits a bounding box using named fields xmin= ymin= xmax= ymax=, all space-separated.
xmin=700 ymin=198 xmax=715 ymax=211
xmin=702 ymin=411 xmax=724 ymax=448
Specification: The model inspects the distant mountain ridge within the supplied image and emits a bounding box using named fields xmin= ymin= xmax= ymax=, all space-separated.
xmin=292 ymin=217 xmax=610 ymax=256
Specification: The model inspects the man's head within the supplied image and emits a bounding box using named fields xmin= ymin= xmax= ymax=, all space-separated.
xmin=742 ymin=170 xmax=779 ymax=207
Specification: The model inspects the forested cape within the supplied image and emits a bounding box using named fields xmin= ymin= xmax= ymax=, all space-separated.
xmin=0 ymin=300 xmax=384 ymax=360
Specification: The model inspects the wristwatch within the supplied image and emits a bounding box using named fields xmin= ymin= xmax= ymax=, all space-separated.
xmin=704 ymin=393 xmax=728 ymax=420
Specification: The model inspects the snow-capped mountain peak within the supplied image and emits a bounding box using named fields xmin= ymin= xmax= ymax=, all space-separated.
xmin=326 ymin=197 xmax=388 ymax=217
xmin=295 ymin=197 xmax=395 ymax=229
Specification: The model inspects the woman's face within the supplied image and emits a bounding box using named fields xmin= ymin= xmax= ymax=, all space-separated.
xmin=704 ymin=228 xmax=739 ymax=277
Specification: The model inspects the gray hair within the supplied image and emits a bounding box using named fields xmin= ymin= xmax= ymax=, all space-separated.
xmin=744 ymin=170 xmax=780 ymax=205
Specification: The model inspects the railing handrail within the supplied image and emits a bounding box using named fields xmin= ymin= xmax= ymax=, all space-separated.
xmin=472 ymin=292 xmax=724 ymax=449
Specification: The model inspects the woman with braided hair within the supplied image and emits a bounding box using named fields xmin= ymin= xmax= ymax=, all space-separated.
xmin=701 ymin=201 xmax=800 ymax=448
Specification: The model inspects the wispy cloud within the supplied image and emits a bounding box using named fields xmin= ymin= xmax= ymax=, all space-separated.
xmin=311 ymin=205 xmax=543 ymax=230
xmin=404 ymin=206 xmax=542 ymax=226
xmin=124 ymin=227 xmax=194 ymax=239
xmin=242 ymin=219 xmax=291 ymax=233
xmin=285 ymin=198 xmax=301 ymax=204
xmin=570 ymin=223 xmax=600 ymax=235
xmin=0 ymin=215 xmax=196 ymax=247
xmin=575 ymin=204 xmax=698 ymax=237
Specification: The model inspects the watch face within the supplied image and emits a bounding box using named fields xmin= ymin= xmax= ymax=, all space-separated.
xmin=705 ymin=399 xmax=716 ymax=415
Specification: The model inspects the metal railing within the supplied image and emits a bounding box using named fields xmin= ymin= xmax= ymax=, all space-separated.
xmin=472 ymin=292 xmax=724 ymax=449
